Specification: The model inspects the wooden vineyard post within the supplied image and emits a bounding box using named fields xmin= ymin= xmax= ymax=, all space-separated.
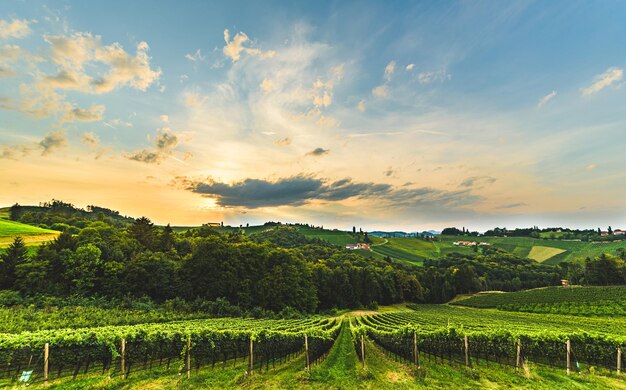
xmin=413 ymin=332 xmax=419 ymax=367
xmin=305 ymin=335 xmax=310 ymax=370
xmin=566 ymin=339 xmax=571 ymax=376
xmin=516 ymin=338 xmax=521 ymax=371
xmin=361 ymin=334 xmax=365 ymax=369
xmin=186 ymin=335 xmax=191 ymax=379
xmin=464 ymin=335 xmax=469 ymax=367
xmin=121 ymin=338 xmax=126 ymax=380
xmin=43 ymin=343 xmax=49 ymax=386
xmin=249 ymin=338 xmax=254 ymax=374
xmin=618 ymin=347 xmax=622 ymax=375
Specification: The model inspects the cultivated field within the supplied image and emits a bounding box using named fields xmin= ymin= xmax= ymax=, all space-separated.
xmin=453 ymin=285 xmax=626 ymax=316
xmin=2 ymin=306 xmax=626 ymax=389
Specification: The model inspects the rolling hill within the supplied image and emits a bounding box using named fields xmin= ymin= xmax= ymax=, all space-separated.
xmin=0 ymin=218 xmax=59 ymax=247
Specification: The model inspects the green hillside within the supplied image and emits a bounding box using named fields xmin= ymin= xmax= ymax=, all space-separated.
xmin=452 ymin=285 xmax=626 ymax=316
xmin=0 ymin=218 xmax=59 ymax=247
xmin=437 ymin=235 xmax=626 ymax=265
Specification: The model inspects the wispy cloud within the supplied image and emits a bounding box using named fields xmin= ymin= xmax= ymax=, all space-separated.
xmin=372 ymin=84 xmax=388 ymax=98
xmin=384 ymin=61 xmax=396 ymax=82
xmin=127 ymin=127 xmax=181 ymax=164
xmin=39 ymin=130 xmax=66 ymax=155
xmin=417 ymin=69 xmax=451 ymax=84
xmin=81 ymin=131 xmax=99 ymax=146
xmin=222 ymin=29 xmax=276 ymax=62
xmin=537 ymin=90 xmax=557 ymax=108
xmin=184 ymin=49 xmax=205 ymax=62
xmin=459 ymin=176 xmax=497 ymax=188
xmin=496 ymin=202 xmax=527 ymax=209
xmin=581 ymin=67 xmax=623 ymax=96
xmin=0 ymin=19 xmax=32 ymax=40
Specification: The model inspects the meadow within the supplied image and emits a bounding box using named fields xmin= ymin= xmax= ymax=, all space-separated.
xmin=0 ymin=218 xmax=59 ymax=248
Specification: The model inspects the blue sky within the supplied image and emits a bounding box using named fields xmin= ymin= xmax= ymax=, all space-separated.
xmin=1 ymin=0 xmax=625 ymax=231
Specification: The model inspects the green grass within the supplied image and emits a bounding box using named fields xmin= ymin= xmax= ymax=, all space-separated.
xmin=0 ymin=219 xmax=57 ymax=237
xmin=0 ymin=219 xmax=59 ymax=248
xmin=527 ymin=246 xmax=567 ymax=262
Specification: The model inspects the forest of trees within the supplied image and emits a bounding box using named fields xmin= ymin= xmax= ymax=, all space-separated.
xmin=2 ymin=204 xmax=624 ymax=314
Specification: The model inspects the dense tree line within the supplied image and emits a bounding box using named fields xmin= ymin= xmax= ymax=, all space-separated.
xmin=0 ymin=221 xmax=424 ymax=312
xmin=3 ymin=208 xmax=625 ymax=313
xmin=9 ymin=201 xmax=133 ymax=231
xmin=420 ymin=251 xmax=561 ymax=302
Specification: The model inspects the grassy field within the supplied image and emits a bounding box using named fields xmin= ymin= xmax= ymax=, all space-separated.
xmin=0 ymin=218 xmax=59 ymax=248
xmin=527 ymin=246 xmax=567 ymax=262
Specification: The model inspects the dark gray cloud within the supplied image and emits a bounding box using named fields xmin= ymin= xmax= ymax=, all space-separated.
xmin=127 ymin=129 xmax=179 ymax=164
xmin=155 ymin=131 xmax=178 ymax=150
xmin=128 ymin=150 xmax=162 ymax=164
xmin=306 ymin=147 xmax=329 ymax=156
xmin=179 ymin=175 xmax=480 ymax=210
xmin=496 ymin=202 xmax=527 ymax=209
xmin=460 ymin=175 xmax=497 ymax=187
xmin=0 ymin=144 xmax=31 ymax=159
xmin=39 ymin=130 xmax=66 ymax=155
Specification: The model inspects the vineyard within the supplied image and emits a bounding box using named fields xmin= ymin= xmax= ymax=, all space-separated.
xmin=351 ymin=305 xmax=626 ymax=376
xmin=0 ymin=317 xmax=340 ymax=387
xmin=2 ymin=306 xmax=626 ymax=388
xmin=454 ymin=286 xmax=626 ymax=316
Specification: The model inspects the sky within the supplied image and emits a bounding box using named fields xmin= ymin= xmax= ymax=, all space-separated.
xmin=1 ymin=0 xmax=625 ymax=232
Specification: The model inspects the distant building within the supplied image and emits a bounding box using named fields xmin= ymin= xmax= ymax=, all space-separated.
xmin=601 ymin=231 xmax=609 ymax=236
xmin=453 ymin=241 xmax=491 ymax=247
xmin=614 ymin=229 xmax=625 ymax=236
xmin=345 ymin=243 xmax=371 ymax=250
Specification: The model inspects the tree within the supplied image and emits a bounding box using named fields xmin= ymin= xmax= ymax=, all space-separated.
xmin=160 ymin=224 xmax=176 ymax=251
xmin=128 ymin=217 xmax=156 ymax=250
xmin=66 ymin=244 xmax=102 ymax=294
xmin=608 ymin=226 xmax=613 ymax=235
xmin=0 ymin=236 xmax=28 ymax=289
xmin=9 ymin=203 xmax=22 ymax=221
xmin=441 ymin=227 xmax=463 ymax=236
xmin=352 ymin=226 xmax=356 ymax=234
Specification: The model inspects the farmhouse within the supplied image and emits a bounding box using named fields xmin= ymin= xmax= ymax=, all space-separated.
xmin=614 ymin=229 xmax=625 ymax=236
xmin=453 ymin=241 xmax=492 ymax=247
xmin=345 ymin=243 xmax=371 ymax=250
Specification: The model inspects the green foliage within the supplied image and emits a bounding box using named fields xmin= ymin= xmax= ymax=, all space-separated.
xmin=0 ymin=236 xmax=28 ymax=289
xmin=454 ymin=285 xmax=626 ymax=316
xmin=355 ymin=304 xmax=626 ymax=372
